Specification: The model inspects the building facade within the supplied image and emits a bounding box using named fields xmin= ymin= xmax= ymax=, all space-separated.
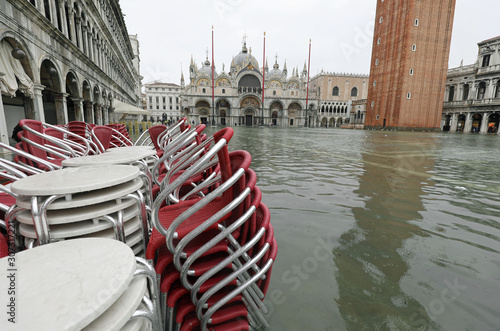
xmin=181 ymin=41 xmax=314 ymax=127
xmin=309 ymin=72 xmax=368 ymax=128
xmin=442 ymin=36 xmax=500 ymax=133
xmin=0 ymin=0 xmax=144 ymax=146
xmin=144 ymin=81 xmax=182 ymax=123
xmin=365 ymin=0 xmax=456 ymax=131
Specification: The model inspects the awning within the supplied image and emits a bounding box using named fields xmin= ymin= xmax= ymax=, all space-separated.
xmin=112 ymin=99 xmax=150 ymax=115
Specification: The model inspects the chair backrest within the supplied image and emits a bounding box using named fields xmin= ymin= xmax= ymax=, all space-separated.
xmin=148 ymin=125 xmax=167 ymax=151
xmin=19 ymin=119 xmax=49 ymax=161
xmin=67 ymin=121 xmax=89 ymax=137
xmin=91 ymin=126 xmax=113 ymax=153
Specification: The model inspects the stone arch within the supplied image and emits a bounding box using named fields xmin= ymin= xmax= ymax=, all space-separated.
xmin=321 ymin=117 xmax=328 ymax=127
xmin=0 ymin=35 xmax=35 ymax=82
xmin=329 ymin=117 xmax=335 ymax=127
xmin=40 ymin=58 xmax=63 ymax=92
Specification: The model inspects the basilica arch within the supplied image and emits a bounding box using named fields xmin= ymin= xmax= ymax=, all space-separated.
xmin=240 ymin=96 xmax=260 ymax=126
xmin=195 ymin=100 xmax=211 ymax=125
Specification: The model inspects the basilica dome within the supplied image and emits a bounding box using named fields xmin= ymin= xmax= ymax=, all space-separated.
xmin=268 ymin=60 xmax=283 ymax=78
xmin=232 ymin=42 xmax=259 ymax=72
xmin=198 ymin=57 xmax=217 ymax=77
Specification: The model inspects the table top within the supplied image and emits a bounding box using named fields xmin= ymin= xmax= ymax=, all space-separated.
xmin=61 ymin=149 xmax=156 ymax=167
xmin=0 ymin=238 xmax=136 ymax=330
xmin=15 ymin=178 xmax=143 ymax=210
xmin=106 ymin=145 xmax=155 ymax=153
xmin=11 ymin=165 xmax=139 ymax=196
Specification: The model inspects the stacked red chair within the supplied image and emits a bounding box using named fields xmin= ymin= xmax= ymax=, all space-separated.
xmin=106 ymin=123 xmax=133 ymax=147
xmin=147 ymin=127 xmax=277 ymax=330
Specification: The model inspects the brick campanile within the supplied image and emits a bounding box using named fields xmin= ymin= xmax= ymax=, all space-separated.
xmin=365 ymin=0 xmax=456 ymax=131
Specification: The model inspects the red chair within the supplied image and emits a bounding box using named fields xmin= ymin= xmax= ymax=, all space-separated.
xmin=0 ymin=234 xmax=8 ymax=259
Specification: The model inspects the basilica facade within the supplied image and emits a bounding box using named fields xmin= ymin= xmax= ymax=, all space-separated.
xmin=181 ymin=41 xmax=314 ymax=127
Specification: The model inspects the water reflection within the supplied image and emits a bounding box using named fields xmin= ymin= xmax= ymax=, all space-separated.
xmin=334 ymin=132 xmax=439 ymax=329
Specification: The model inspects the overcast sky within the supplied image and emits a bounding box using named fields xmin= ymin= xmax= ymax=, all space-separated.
xmin=120 ymin=0 xmax=500 ymax=85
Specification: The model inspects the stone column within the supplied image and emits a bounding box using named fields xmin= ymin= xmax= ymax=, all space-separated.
xmin=38 ymin=0 xmax=46 ymax=15
xmin=49 ymin=0 xmax=58 ymax=27
xmin=103 ymin=106 xmax=110 ymax=125
xmin=449 ymin=113 xmax=458 ymax=132
xmin=33 ymin=84 xmax=47 ymax=123
xmin=75 ymin=16 xmax=83 ymax=49
xmin=57 ymin=0 xmax=68 ymax=37
xmin=54 ymin=92 xmax=69 ymax=125
xmin=94 ymin=104 xmax=102 ymax=125
xmin=81 ymin=24 xmax=88 ymax=56
xmin=480 ymin=113 xmax=490 ymax=133
xmin=71 ymin=97 xmax=85 ymax=122
xmin=464 ymin=113 xmax=473 ymax=133
xmin=23 ymin=95 xmax=35 ymax=120
xmin=84 ymin=101 xmax=94 ymax=124
xmin=0 ymin=73 xmax=10 ymax=146
xmin=68 ymin=7 xmax=77 ymax=44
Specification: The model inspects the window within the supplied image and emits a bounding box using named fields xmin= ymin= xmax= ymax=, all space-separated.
xmin=463 ymin=84 xmax=469 ymax=100
xmin=379 ymin=17 xmax=383 ymax=23
xmin=377 ymin=38 xmax=381 ymax=45
xmin=332 ymin=86 xmax=339 ymax=96
xmin=202 ymin=88 xmax=206 ymax=93
xmin=162 ymin=97 xmax=166 ymax=103
xmin=448 ymin=86 xmax=455 ymax=102
xmin=375 ymin=59 xmax=379 ymax=66
xmin=169 ymin=97 xmax=172 ymax=103
xmin=414 ymin=19 xmax=419 ymax=26
xmin=371 ymin=101 xmax=375 ymax=108
xmin=495 ymin=81 xmax=500 ymax=99
xmin=412 ymin=44 xmax=417 ymax=52
xmin=351 ymin=87 xmax=358 ymax=97
xmin=156 ymin=97 xmax=159 ymax=103
xmin=149 ymin=105 xmax=152 ymax=109
xmin=170 ymin=106 xmax=173 ymax=110
xmin=149 ymin=96 xmax=152 ymax=103
xmin=409 ymin=69 xmax=414 ymax=76
xmin=222 ymin=89 xmax=225 ymax=94
xmin=176 ymin=97 xmax=179 ymax=103
xmin=373 ymin=81 xmax=376 ymax=87
xmin=482 ymin=54 xmax=491 ymax=67
xmin=156 ymin=106 xmax=159 ymax=109
xmin=176 ymin=106 xmax=179 ymax=110
xmin=163 ymin=106 xmax=166 ymax=110
xmin=407 ymin=92 xmax=411 ymax=99
xmin=273 ymin=91 xmax=276 ymax=96
xmin=376 ymin=115 xmax=380 ymax=120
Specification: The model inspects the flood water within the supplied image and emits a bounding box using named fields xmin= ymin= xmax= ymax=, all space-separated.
xmin=202 ymin=126 xmax=500 ymax=331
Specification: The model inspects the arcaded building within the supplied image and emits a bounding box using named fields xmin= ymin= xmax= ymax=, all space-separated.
xmin=0 ymin=0 xmax=144 ymax=146
xmin=365 ymin=0 xmax=456 ymax=130
xmin=442 ymin=36 xmax=500 ymax=133
xmin=309 ymin=71 xmax=368 ymax=128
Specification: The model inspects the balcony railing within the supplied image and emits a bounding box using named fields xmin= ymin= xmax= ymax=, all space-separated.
xmin=477 ymin=64 xmax=500 ymax=75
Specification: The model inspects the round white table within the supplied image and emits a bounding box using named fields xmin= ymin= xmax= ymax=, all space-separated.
xmin=0 ymin=238 xmax=136 ymax=330
xmin=10 ymin=165 xmax=144 ymax=247
xmin=106 ymin=145 xmax=155 ymax=153
xmin=61 ymin=149 xmax=157 ymax=167
xmin=11 ymin=165 xmax=140 ymax=196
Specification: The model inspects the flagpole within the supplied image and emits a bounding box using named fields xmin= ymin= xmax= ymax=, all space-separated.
xmin=305 ymin=39 xmax=312 ymax=127
xmin=211 ymin=25 xmax=215 ymax=126
xmin=261 ymin=32 xmax=266 ymax=126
